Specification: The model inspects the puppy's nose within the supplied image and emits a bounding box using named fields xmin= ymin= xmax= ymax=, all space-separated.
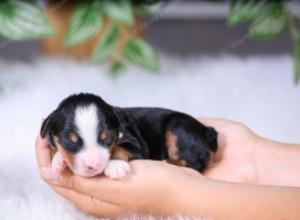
xmin=83 ymin=160 xmax=101 ymax=171
xmin=86 ymin=165 xmax=96 ymax=171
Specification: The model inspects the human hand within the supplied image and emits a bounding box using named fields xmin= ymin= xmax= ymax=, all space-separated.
xmin=35 ymin=117 xmax=262 ymax=218
xmin=35 ymin=135 xmax=201 ymax=218
xmin=36 ymin=117 xmax=300 ymax=218
xmin=200 ymin=118 xmax=260 ymax=184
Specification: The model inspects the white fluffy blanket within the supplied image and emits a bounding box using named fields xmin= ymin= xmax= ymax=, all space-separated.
xmin=0 ymin=54 xmax=299 ymax=220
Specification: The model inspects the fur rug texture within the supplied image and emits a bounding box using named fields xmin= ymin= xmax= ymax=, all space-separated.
xmin=0 ymin=54 xmax=299 ymax=220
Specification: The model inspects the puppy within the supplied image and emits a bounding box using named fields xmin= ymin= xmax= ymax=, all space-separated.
xmin=41 ymin=93 xmax=218 ymax=179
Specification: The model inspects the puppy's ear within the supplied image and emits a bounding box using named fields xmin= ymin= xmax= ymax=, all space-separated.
xmin=205 ymin=126 xmax=218 ymax=152
xmin=40 ymin=111 xmax=56 ymax=138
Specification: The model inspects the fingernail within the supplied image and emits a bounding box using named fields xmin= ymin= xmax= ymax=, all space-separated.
xmin=41 ymin=167 xmax=58 ymax=181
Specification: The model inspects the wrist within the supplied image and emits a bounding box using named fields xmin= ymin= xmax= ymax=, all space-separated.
xmin=254 ymin=137 xmax=300 ymax=186
xmin=166 ymin=173 xmax=300 ymax=219
xmin=162 ymin=172 xmax=210 ymax=217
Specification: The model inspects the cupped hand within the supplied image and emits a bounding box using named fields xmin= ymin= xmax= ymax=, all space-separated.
xmin=35 ymin=135 xmax=200 ymax=218
xmin=35 ymin=117 xmax=262 ymax=217
xmin=201 ymin=118 xmax=260 ymax=184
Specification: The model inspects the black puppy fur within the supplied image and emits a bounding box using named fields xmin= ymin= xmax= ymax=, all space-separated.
xmin=41 ymin=93 xmax=218 ymax=172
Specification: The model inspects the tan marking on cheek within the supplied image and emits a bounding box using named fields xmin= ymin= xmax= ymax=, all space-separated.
xmin=50 ymin=147 xmax=57 ymax=160
xmin=109 ymin=145 xmax=131 ymax=161
xmin=166 ymin=130 xmax=187 ymax=167
xmin=53 ymin=136 xmax=75 ymax=168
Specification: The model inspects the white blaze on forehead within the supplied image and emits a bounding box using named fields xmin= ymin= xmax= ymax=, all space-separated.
xmin=73 ymin=104 xmax=110 ymax=177
xmin=75 ymin=104 xmax=99 ymax=147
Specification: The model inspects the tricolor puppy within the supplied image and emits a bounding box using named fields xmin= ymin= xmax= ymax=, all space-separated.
xmin=41 ymin=93 xmax=218 ymax=179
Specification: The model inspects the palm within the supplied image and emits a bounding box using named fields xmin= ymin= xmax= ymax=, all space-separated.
xmin=201 ymin=118 xmax=259 ymax=183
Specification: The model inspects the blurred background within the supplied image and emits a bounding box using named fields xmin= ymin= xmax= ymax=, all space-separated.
xmin=0 ymin=1 xmax=298 ymax=60
xmin=0 ymin=1 xmax=299 ymax=218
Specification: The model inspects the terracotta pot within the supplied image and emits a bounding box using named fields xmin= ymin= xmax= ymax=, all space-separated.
xmin=41 ymin=0 xmax=144 ymax=60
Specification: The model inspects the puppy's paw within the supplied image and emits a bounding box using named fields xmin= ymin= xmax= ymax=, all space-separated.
xmin=52 ymin=152 xmax=67 ymax=173
xmin=104 ymin=160 xmax=130 ymax=179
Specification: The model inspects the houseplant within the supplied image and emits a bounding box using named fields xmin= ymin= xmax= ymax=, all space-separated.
xmin=228 ymin=0 xmax=300 ymax=84
xmin=0 ymin=0 xmax=299 ymax=83
xmin=0 ymin=0 xmax=166 ymax=73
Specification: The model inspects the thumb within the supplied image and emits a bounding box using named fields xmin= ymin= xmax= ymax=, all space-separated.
xmin=42 ymin=166 xmax=123 ymax=203
xmin=40 ymin=166 xmax=59 ymax=182
xmin=42 ymin=166 xmax=82 ymax=192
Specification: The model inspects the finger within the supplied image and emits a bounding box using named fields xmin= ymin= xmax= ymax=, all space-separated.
xmin=203 ymin=163 xmax=244 ymax=183
xmin=48 ymin=168 xmax=125 ymax=203
xmin=35 ymin=134 xmax=52 ymax=168
xmin=180 ymin=166 xmax=202 ymax=177
xmin=203 ymin=164 xmax=231 ymax=181
xmin=199 ymin=117 xmax=237 ymax=130
xmin=52 ymin=185 xmax=124 ymax=218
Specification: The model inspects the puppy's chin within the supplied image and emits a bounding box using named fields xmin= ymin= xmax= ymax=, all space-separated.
xmin=70 ymin=148 xmax=111 ymax=177
xmin=75 ymin=170 xmax=103 ymax=177
xmin=71 ymin=166 xmax=105 ymax=177
xmin=72 ymin=166 xmax=105 ymax=177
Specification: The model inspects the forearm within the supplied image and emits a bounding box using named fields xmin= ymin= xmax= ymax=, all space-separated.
xmin=165 ymin=176 xmax=300 ymax=220
xmin=254 ymin=138 xmax=300 ymax=187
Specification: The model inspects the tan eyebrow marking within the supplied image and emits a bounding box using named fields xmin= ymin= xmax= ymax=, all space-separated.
xmin=99 ymin=130 xmax=108 ymax=141
xmin=69 ymin=132 xmax=79 ymax=143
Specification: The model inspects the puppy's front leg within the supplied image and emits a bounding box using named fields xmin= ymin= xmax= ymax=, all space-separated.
xmin=104 ymin=160 xmax=131 ymax=179
xmin=104 ymin=145 xmax=131 ymax=179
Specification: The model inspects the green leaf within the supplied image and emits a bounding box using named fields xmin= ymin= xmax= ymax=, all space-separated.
xmin=294 ymin=41 xmax=300 ymax=84
xmin=23 ymin=0 xmax=37 ymax=3
xmin=287 ymin=14 xmax=300 ymax=42
xmin=124 ymin=37 xmax=159 ymax=72
xmin=64 ymin=3 xmax=103 ymax=47
xmin=91 ymin=25 xmax=119 ymax=63
xmin=135 ymin=2 xmax=165 ymax=17
xmin=109 ymin=61 xmax=125 ymax=76
xmin=249 ymin=3 xmax=287 ymax=40
xmin=228 ymin=0 xmax=264 ymax=26
xmin=0 ymin=1 xmax=54 ymax=40
xmin=103 ymin=0 xmax=134 ymax=26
